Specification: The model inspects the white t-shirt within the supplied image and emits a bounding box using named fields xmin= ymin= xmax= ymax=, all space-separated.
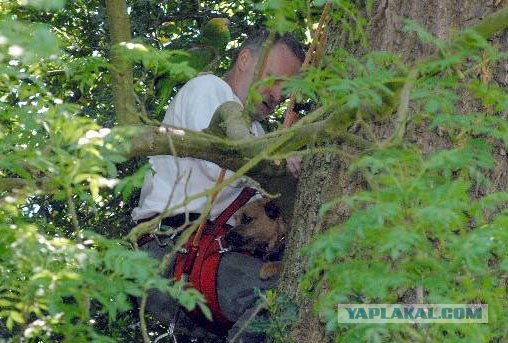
xmin=131 ymin=74 xmax=264 ymax=222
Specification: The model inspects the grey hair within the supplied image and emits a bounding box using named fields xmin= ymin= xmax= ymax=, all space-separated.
xmin=233 ymin=28 xmax=306 ymax=63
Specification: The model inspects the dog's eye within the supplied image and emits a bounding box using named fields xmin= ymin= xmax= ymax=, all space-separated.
xmin=264 ymin=201 xmax=280 ymax=220
xmin=241 ymin=214 xmax=253 ymax=224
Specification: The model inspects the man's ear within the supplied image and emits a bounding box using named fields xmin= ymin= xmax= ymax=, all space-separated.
xmin=237 ymin=48 xmax=254 ymax=72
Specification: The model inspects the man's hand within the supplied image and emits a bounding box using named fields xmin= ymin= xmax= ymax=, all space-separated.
xmin=286 ymin=155 xmax=302 ymax=178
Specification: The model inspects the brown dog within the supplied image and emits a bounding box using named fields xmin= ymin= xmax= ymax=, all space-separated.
xmin=140 ymin=198 xmax=289 ymax=341
xmin=226 ymin=198 xmax=288 ymax=280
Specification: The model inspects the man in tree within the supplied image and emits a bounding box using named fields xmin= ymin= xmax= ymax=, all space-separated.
xmin=132 ymin=29 xmax=304 ymax=226
xmin=132 ymin=29 xmax=305 ymax=341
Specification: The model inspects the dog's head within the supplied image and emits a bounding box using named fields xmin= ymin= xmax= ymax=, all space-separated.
xmin=226 ymin=199 xmax=288 ymax=258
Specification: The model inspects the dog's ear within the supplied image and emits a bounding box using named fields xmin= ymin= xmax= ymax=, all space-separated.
xmin=264 ymin=201 xmax=280 ymax=220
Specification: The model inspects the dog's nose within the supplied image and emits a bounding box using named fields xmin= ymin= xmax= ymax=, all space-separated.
xmin=226 ymin=230 xmax=245 ymax=247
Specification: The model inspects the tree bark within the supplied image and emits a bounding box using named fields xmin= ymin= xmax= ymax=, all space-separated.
xmin=279 ymin=1 xmax=508 ymax=342
xmin=105 ymin=0 xmax=138 ymax=125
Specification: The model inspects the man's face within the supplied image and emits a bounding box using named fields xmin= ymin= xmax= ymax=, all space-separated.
xmin=251 ymin=43 xmax=301 ymax=121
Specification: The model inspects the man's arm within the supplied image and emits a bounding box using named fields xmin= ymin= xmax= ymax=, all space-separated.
xmin=206 ymin=103 xmax=302 ymax=178
xmin=206 ymin=101 xmax=252 ymax=140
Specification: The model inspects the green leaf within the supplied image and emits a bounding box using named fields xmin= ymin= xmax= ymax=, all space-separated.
xmin=115 ymin=163 xmax=151 ymax=201
xmin=8 ymin=310 xmax=24 ymax=325
xmin=24 ymin=0 xmax=65 ymax=10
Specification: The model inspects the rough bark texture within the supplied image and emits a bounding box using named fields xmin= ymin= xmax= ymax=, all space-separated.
xmin=105 ymin=0 xmax=138 ymax=125
xmin=278 ymin=150 xmax=352 ymax=343
xmin=279 ymin=1 xmax=508 ymax=342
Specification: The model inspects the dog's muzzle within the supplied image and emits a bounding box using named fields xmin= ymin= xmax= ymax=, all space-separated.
xmin=225 ymin=230 xmax=246 ymax=248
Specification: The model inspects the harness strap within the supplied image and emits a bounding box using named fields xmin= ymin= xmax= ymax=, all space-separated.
xmin=182 ymin=186 xmax=257 ymax=275
xmin=173 ymin=225 xmax=231 ymax=334
xmin=173 ymin=187 xmax=257 ymax=334
xmin=213 ymin=187 xmax=257 ymax=227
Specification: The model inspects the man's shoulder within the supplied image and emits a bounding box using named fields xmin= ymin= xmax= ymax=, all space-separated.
xmin=176 ymin=72 xmax=241 ymax=108
xmin=164 ymin=73 xmax=239 ymax=127
xmin=183 ymin=73 xmax=229 ymax=92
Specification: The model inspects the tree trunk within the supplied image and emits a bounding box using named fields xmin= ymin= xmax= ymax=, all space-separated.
xmin=105 ymin=0 xmax=138 ymax=125
xmin=279 ymin=1 xmax=508 ymax=341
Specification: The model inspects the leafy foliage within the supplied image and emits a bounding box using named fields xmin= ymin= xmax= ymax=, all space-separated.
xmin=2 ymin=0 xmax=508 ymax=342
xmin=302 ymin=15 xmax=508 ymax=343
xmin=0 ymin=0 xmax=220 ymax=340
xmin=2 ymin=0 xmax=302 ymax=340
xmin=250 ymin=290 xmax=298 ymax=343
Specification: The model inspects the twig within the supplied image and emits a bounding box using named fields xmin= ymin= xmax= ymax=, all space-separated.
xmin=159 ymin=197 xmax=215 ymax=268
xmin=0 ymin=178 xmax=33 ymax=191
xmin=132 ymin=90 xmax=160 ymax=125
xmin=46 ymin=69 xmax=66 ymax=77
xmin=66 ymin=191 xmax=80 ymax=232
xmin=253 ymin=32 xmax=275 ymax=85
xmin=268 ymin=145 xmax=355 ymax=161
xmin=381 ymin=67 xmax=418 ymax=146
xmin=142 ymin=120 xmax=189 ymax=274
xmin=305 ymin=0 xmax=314 ymax=39
xmin=139 ymin=290 xmax=151 ymax=343
xmin=469 ymin=6 xmax=508 ymax=39
xmin=283 ymin=1 xmax=331 ymax=128
xmin=229 ymin=300 xmax=268 ymax=343
xmin=244 ymin=32 xmax=275 ymax=115
xmin=153 ymin=118 xmax=185 ymax=241
xmin=356 ymin=113 xmax=379 ymax=145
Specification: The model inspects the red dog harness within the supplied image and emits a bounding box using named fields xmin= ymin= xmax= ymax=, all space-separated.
xmin=173 ymin=187 xmax=256 ymax=335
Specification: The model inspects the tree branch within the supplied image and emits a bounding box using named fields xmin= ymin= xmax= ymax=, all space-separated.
xmin=0 ymin=102 xmax=374 ymax=194
xmin=380 ymin=67 xmax=418 ymax=147
xmin=105 ymin=0 xmax=138 ymax=125
xmin=0 ymin=178 xmax=32 ymax=190
xmin=470 ymin=6 xmax=508 ymax=39
xmin=118 ymin=109 xmax=367 ymax=169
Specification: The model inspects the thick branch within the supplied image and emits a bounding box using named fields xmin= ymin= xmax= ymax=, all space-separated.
xmin=118 ymin=118 xmax=345 ymax=175
xmin=471 ymin=6 xmax=508 ymax=39
xmin=121 ymin=107 xmax=365 ymax=160
xmin=0 ymin=178 xmax=32 ymax=190
xmin=105 ymin=0 xmax=138 ymax=125
xmin=0 ymin=177 xmax=53 ymax=192
xmin=0 ymin=109 xmax=361 ymax=192
xmin=123 ymin=124 xmax=257 ymax=170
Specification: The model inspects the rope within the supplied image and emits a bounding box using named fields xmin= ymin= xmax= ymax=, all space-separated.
xmin=191 ymin=168 xmax=227 ymax=248
xmin=283 ymin=1 xmax=331 ymax=128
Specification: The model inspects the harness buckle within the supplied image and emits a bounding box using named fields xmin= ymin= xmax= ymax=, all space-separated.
xmin=215 ymin=236 xmax=230 ymax=254
xmin=154 ymin=221 xmax=169 ymax=247
xmin=154 ymin=234 xmax=169 ymax=247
